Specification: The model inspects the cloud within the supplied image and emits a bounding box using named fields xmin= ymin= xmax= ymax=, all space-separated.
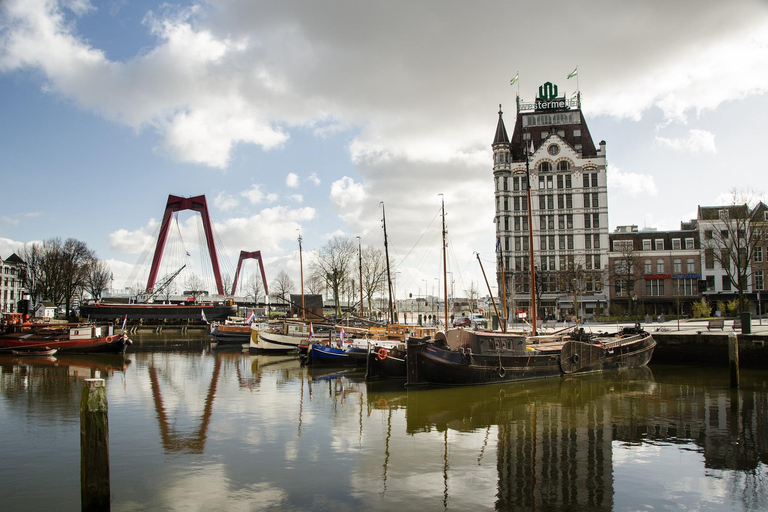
xmin=241 ymin=184 xmax=277 ymax=205
xmin=212 ymin=191 xmax=239 ymax=211
xmin=108 ymin=221 xmax=158 ymax=254
xmin=286 ymin=173 xmax=299 ymax=187
xmin=308 ymin=173 xmax=321 ymax=186
xmin=4 ymin=0 xmax=766 ymax=172
xmin=655 ymin=129 xmax=717 ymax=154
xmin=608 ymin=165 xmax=658 ymax=198
xmin=288 ymin=194 xmax=303 ymax=203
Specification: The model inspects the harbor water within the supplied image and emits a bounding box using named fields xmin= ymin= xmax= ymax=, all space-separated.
xmin=1 ymin=332 xmax=767 ymax=511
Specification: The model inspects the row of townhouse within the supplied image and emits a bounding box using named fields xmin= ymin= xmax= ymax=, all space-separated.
xmin=608 ymin=203 xmax=768 ymax=317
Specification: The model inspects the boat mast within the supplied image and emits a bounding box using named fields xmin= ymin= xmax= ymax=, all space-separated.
xmin=440 ymin=195 xmax=449 ymax=330
xmin=525 ymin=140 xmax=538 ymax=335
xmin=476 ymin=253 xmax=502 ymax=327
xmin=499 ymin=247 xmax=508 ymax=333
xmin=381 ymin=202 xmax=395 ymax=324
xmin=298 ymin=233 xmax=305 ymax=320
xmin=357 ymin=236 xmax=364 ymax=318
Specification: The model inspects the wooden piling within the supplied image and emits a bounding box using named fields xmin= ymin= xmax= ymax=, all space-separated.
xmin=728 ymin=332 xmax=739 ymax=389
xmin=81 ymin=379 xmax=110 ymax=511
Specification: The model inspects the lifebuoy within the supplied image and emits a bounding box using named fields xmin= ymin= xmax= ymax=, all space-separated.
xmin=378 ymin=398 xmax=388 ymax=408
xmin=497 ymin=366 xmax=506 ymax=378
xmin=105 ymin=335 xmax=114 ymax=343
xmin=377 ymin=348 xmax=388 ymax=360
xmin=572 ymin=353 xmax=580 ymax=364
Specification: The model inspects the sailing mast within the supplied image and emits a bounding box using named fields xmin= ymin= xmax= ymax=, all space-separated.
xmin=298 ymin=233 xmax=305 ymax=320
xmin=357 ymin=236 xmax=364 ymax=318
xmin=381 ymin=202 xmax=395 ymax=324
xmin=440 ymin=195 xmax=449 ymax=330
xmin=525 ymin=140 xmax=537 ymax=335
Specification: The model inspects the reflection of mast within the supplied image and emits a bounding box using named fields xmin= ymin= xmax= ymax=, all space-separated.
xmin=148 ymin=356 xmax=222 ymax=453
xmin=381 ymin=406 xmax=392 ymax=496
xmin=443 ymin=429 xmax=449 ymax=509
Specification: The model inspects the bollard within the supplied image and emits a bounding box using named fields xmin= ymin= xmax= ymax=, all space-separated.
xmin=728 ymin=332 xmax=739 ymax=389
xmin=81 ymin=379 xmax=110 ymax=511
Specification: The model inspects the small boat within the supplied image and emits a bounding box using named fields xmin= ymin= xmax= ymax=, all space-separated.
xmin=0 ymin=320 xmax=132 ymax=355
xmin=257 ymin=320 xmax=333 ymax=352
xmin=304 ymin=342 xmax=351 ymax=365
xmin=11 ymin=348 xmax=57 ymax=356
xmin=365 ymin=325 xmax=438 ymax=379
xmin=406 ymin=324 xmax=656 ymax=386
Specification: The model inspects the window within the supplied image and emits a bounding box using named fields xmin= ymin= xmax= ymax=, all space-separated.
xmin=565 ymin=194 xmax=572 ymax=209
xmin=642 ymin=240 xmax=652 ymax=251
xmin=685 ymin=238 xmax=695 ymax=249
xmin=706 ymin=275 xmax=715 ymax=290
xmin=722 ymin=275 xmax=731 ymax=291
xmin=592 ymin=193 xmax=598 ymax=208
xmin=585 ymin=214 xmax=591 ymax=229
xmin=503 ymin=177 xmax=508 ymax=191
xmin=646 ymin=279 xmax=665 ymax=296
xmin=547 ymin=176 xmax=553 ymax=189
xmin=613 ymin=240 xmax=633 ymax=251
xmin=756 ymin=246 xmax=763 ymax=263
xmin=583 ymin=174 xmax=590 ymax=188
xmin=654 ymin=239 xmax=664 ymax=250
xmin=547 ymin=195 xmax=554 ymax=210
xmin=539 ymin=162 xmax=551 ymax=173
xmin=574 ymin=129 xmax=581 ymax=137
xmin=557 ymin=175 xmax=563 ymax=189
xmin=559 ymin=235 xmax=566 ymax=250
xmin=540 ymin=236 xmax=548 ymax=251
xmin=585 ymin=235 xmax=592 ymax=249
xmin=756 ymin=270 xmax=764 ymax=291
xmin=673 ymin=279 xmax=697 ymax=296
xmin=593 ymin=213 xmax=600 ymax=229
xmin=686 ymin=258 xmax=695 ymax=273
xmin=584 ymin=193 xmax=591 ymax=208
xmin=503 ymin=198 xmax=508 ymax=211
xmin=567 ymin=214 xmax=573 ymax=229
xmin=718 ymin=209 xmax=729 ymax=220
xmin=557 ymin=161 xmax=570 ymax=171
xmin=514 ymin=217 xmax=521 ymax=231
xmin=567 ymin=235 xmax=574 ymax=250
xmin=539 ymin=195 xmax=546 ymax=210
xmin=593 ymin=234 xmax=600 ymax=249
xmin=565 ymin=175 xmax=572 ymax=188
xmin=558 ymin=215 xmax=565 ymax=229
xmin=513 ymin=177 xmax=520 ymax=191
xmin=615 ymin=280 xmax=627 ymax=295
xmin=514 ymin=197 xmax=520 ymax=211
xmin=672 ymin=239 xmax=681 ymax=250
xmin=657 ymin=259 xmax=664 ymax=273
xmin=704 ymin=230 xmax=713 ymax=240
xmin=644 ymin=260 xmax=652 ymax=274
xmin=673 ymin=258 xmax=682 ymax=273
xmin=705 ymin=248 xmax=714 ymax=269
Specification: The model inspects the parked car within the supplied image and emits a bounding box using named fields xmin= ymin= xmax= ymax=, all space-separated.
xmin=470 ymin=313 xmax=488 ymax=327
xmin=453 ymin=317 xmax=471 ymax=327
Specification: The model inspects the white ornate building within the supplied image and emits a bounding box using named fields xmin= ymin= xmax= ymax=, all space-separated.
xmin=493 ymin=82 xmax=609 ymax=321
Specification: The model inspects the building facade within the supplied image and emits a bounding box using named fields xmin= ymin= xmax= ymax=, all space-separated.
xmin=493 ymin=83 xmax=608 ymax=322
xmin=0 ymin=253 xmax=25 ymax=314
xmin=608 ymin=224 xmax=702 ymax=317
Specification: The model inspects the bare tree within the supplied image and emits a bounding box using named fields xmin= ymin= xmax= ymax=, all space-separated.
xmin=20 ymin=238 xmax=95 ymax=315
xmin=361 ymin=246 xmax=387 ymax=316
xmin=184 ymin=274 xmax=206 ymax=301
xmin=466 ymin=282 xmax=479 ymax=312
xmin=85 ymin=259 xmax=112 ymax=302
xmin=309 ymin=236 xmax=356 ymax=317
xmin=701 ymin=189 xmax=768 ymax=311
xmin=305 ymin=273 xmax=325 ymax=295
xmin=270 ymin=271 xmax=293 ymax=305
xmin=609 ymin=239 xmax=642 ymax=316
xmin=559 ymin=257 xmax=588 ymax=320
xmin=245 ymin=273 xmax=264 ymax=303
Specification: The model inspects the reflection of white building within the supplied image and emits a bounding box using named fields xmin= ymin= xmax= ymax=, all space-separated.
xmin=0 ymin=253 xmax=25 ymax=314
xmin=493 ymin=83 xmax=609 ymax=321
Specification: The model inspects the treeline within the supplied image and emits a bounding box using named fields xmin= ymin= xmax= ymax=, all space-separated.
xmin=20 ymin=238 xmax=110 ymax=316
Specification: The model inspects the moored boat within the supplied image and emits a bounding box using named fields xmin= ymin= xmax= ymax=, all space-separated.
xmin=407 ymin=325 xmax=655 ymax=386
xmin=0 ymin=322 xmax=132 ymax=355
xmin=256 ymin=320 xmax=333 ymax=353
xmin=11 ymin=348 xmax=58 ymax=356
xmin=80 ymin=300 xmax=236 ymax=321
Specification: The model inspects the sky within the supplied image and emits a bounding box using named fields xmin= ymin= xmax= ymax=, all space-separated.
xmin=1 ymin=0 xmax=768 ymax=301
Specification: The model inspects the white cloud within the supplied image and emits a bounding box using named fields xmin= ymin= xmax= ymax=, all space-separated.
xmin=655 ymin=129 xmax=717 ymax=154
xmin=241 ymin=184 xmax=277 ymax=205
xmin=108 ymin=221 xmax=158 ymax=254
xmin=213 ymin=191 xmax=239 ymax=211
xmin=286 ymin=173 xmax=299 ymax=187
xmin=288 ymin=194 xmax=303 ymax=202
xmin=308 ymin=173 xmax=321 ymax=186
xmin=608 ymin=165 xmax=658 ymax=198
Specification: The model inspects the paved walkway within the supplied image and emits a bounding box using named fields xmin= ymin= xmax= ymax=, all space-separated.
xmin=572 ymin=317 xmax=768 ymax=335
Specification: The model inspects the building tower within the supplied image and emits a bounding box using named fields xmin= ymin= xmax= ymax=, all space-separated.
xmin=494 ymin=82 xmax=609 ymax=323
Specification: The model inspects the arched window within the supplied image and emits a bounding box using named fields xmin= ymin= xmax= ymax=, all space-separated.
xmin=557 ymin=161 xmax=570 ymax=171
xmin=539 ymin=162 xmax=551 ymax=173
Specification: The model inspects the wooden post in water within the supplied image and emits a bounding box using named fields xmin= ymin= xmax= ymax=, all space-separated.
xmin=81 ymin=379 xmax=110 ymax=511
xmin=728 ymin=332 xmax=739 ymax=389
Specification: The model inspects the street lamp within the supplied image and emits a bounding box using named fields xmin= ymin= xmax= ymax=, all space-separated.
xmin=632 ymin=294 xmax=638 ymax=325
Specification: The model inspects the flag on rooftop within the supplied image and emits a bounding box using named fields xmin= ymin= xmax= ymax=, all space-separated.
xmin=509 ymin=72 xmax=519 ymax=86
xmin=567 ymin=67 xmax=578 ymax=79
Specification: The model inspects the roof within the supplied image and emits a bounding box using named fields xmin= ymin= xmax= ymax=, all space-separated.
xmin=493 ymin=107 xmax=509 ymax=146
xmin=508 ymin=107 xmax=599 ymax=161
xmin=697 ymin=204 xmax=750 ymax=221
xmin=4 ymin=253 xmax=25 ymax=264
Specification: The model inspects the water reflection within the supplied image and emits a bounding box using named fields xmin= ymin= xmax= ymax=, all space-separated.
xmin=1 ymin=345 xmax=766 ymax=511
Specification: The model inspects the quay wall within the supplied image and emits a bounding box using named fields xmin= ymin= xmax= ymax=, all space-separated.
xmin=651 ymin=332 xmax=768 ymax=368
